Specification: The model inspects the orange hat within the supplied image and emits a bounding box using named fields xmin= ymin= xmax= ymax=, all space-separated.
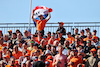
xmin=90 ymin=48 xmax=96 ymax=52
xmin=46 ymin=55 xmax=53 ymax=60
xmin=3 ymin=55 xmax=10 ymax=58
xmin=8 ymin=30 xmax=12 ymax=33
xmin=58 ymin=22 xmax=64 ymax=25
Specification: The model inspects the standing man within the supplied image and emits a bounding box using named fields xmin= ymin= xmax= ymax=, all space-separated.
xmin=56 ymin=22 xmax=66 ymax=35
xmin=32 ymin=10 xmax=51 ymax=36
xmin=53 ymin=45 xmax=67 ymax=67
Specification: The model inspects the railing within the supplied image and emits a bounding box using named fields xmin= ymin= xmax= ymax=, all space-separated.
xmin=0 ymin=22 xmax=100 ymax=37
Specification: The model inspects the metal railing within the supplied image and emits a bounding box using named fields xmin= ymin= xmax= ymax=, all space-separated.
xmin=0 ymin=22 xmax=100 ymax=37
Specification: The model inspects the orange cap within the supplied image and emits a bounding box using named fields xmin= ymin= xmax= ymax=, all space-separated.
xmin=3 ymin=55 xmax=10 ymax=58
xmin=8 ymin=30 xmax=12 ymax=33
xmin=58 ymin=22 xmax=64 ymax=25
xmin=90 ymin=48 xmax=96 ymax=52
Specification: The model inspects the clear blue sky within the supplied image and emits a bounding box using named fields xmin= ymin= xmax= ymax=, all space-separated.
xmin=0 ymin=0 xmax=100 ymax=23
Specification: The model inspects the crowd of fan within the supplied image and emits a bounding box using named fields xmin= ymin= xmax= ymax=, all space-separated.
xmin=0 ymin=22 xmax=100 ymax=67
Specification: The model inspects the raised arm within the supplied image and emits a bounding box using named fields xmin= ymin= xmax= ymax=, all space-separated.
xmin=46 ymin=13 xmax=51 ymax=21
xmin=32 ymin=9 xmax=37 ymax=22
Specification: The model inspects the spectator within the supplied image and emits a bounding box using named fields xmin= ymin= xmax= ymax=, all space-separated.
xmin=43 ymin=35 xmax=48 ymax=45
xmin=56 ymin=22 xmax=66 ymax=35
xmin=7 ymin=41 xmax=13 ymax=50
xmin=33 ymin=55 xmax=45 ymax=67
xmin=84 ymin=40 xmax=96 ymax=54
xmin=12 ymin=45 xmax=23 ymax=59
xmin=31 ymin=34 xmax=36 ymax=41
xmin=48 ymin=32 xmax=56 ymax=45
xmin=18 ymin=50 xmax=27 ymax=65
xmin=68 ymin=49 xmax=83 ymax=67
xmin=35 ymin=31 xmax=43 ymax=44
xmin=5 ymin=57 xmax=16 ymax=67
xmin=51 ymin=46 xmax=57 ymax=57
xmin=92 ymin=36 xmax=99 ymax=48
xmin=8 ymin=30 xmax=12 ymax=40
xmin=53 ymin=40 xmax=59 ymax=51
xmin=22 ymin=42 xmax=31 ymax=55
xmin=79 ymin=30 xmax=86 ymax=38
xmin=84 ymin=32 xmax=92 ymax=41
xmin=2 ymin=47 xmax=7 ymax=57
xmin=53 ymin=45 xmax=67 ymax=67
xmin=6 ymin=50 xmax=13 ymax=58
xmin=38 ymin=39 xmax=46 ymax=52
xmin=56 ymin=31 xmax=65 ymax=45
xmin=3 ymin=55 xmax=10 ymax=65
xmin=17 ymin=41 xmax=23 ymax=51
xmin=72 ymin=28 xmax=80 ymax=38
xmin=85 ymin=28 xmax=90 ymax=35
xmin=15 ymin=33 xmax=25 ymax=45
xmin=23 ymin=30 xmax=31 ymax=40
xmin=62 ymin=40 xmax=71 ymax=56
xmin=3 ymin=34 xmax=9 ymax=44
xmin=79 ymin=37 xmax=85 ymax=47
xmin=32 ymin=49 xmax=40 ymax=61
xmin=32 ymin=10 xmax=51 ymax=36
xmin=70 ymin=38 xmax=80 ymax=49
xmin=11 ymin=33 xmax=17 ymax=46
xmin=22 ymin=53 xmax=31 ymax=64
xmin=31 ymin=43 xmax=42 ymax=55
xmin=92 ymin=30 xmax=98 ymax=39
xmin=47 ymin=31 xmax=51 ymax=41
xmin=66 ymin=32 xmax=75 ymax=44
xmin=85 ymin=48 xmax=100 ymax=67
xmin=27 ymin=40 xmax=35 ymax=51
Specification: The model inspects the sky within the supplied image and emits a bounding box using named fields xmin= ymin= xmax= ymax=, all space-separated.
xmin=0 ymin=0 xmax=100 ymax=23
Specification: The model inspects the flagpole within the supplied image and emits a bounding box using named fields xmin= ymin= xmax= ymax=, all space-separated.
xmin=29 ymin=0 xmax=32 ymax=29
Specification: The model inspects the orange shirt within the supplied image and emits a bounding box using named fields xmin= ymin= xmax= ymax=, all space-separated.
xmin=56 ymin=38 xmax=61 ymax=41
xmin=5 ymin=65 xmax=16 ymax=67
xmin=66 ymin=37 xmax=75 ymax=44
xmin=12 ymin=51 xmax=23 ymax=59
xmin=69 ymin=56 xmax=83 ymax=67
xmin=47 ymin=37 xmax=51 ymax=41
xmin=48 ymin=39 xmax=56 ymax=45
xmin=35 ymin=37 xmax=43 ymax=44
xmin=84 ymin=37 xmax=93 ymax=41
xmin=36 ymin=19 xmax=47 ymax=31
xmin=0 ymin=45 xmax=3 ymax=51
xmin=27 ymin=49 xmax=31 ymax=55
xmin=92 ymin=35 xmax=98 ymax=39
